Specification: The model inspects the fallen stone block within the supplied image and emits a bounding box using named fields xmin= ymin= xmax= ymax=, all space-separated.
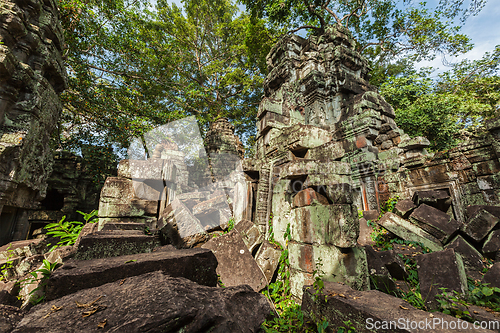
xmin=461 ymin=209 xmax=499 ymax=242
xmin=301 ymin=281 xmax=494 ymax=333
xmin=73 ymin=230 xmax=161 ymax=260
xmin=365 ymin=246 xmax=407 ymax=280
xmin=409 ymin=204 xmax=461 ymax=244
xmin=158 ymin=198 xmax=208 ymax=248
xmin=377 ymin=212 xmax=443 ymax=252
xmin=192 ymin=194 xmax=228 ymax=216
xmin=292 ymin=204 xmax=359 ymax=247
xmin=293 ymin=188 xmax=329 ymax=208
xmin=412 ymin=190 xmax=451 ymax=213
xmin=444 ymin=235 xmax=485 ymax=279
xmin=482 ymin=262 xmax=500 ymax=289
xmin=45 ymin=247 xmax=217 ymax=301
xmin=417 ymin=248 xmax=468 ymax=310
xmin=15 ymin=272 xmax=271 ymax=333
xmin=378 ymin=250 xmax=408 ymax=281
xmin=393 ymin=199 xmax=417 ymax=219
xmin=467 ymin=205 xmax=500 ymax=220
xmin=202 ymin=231 xmax=267 ymax=292
xmin=364 ymin=245 xmax=389 ymax=276
xmin=234 ymin=219 xmax=264 ymax=253
xmin=482 ymin=230 xmax=500 ymax=259
xmin=255 ymin=240 xmax=282 ymax=283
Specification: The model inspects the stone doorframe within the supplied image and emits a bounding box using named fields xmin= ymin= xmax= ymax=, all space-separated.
xmin=403 ymin=180 xmax=465 ymax=223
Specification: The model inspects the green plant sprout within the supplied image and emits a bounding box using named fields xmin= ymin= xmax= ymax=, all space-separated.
xmin=45 ymin=210 xmax=98 ymax=250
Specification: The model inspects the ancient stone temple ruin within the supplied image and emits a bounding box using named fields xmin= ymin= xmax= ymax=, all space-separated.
xmin=94 ymin=24 xmax=500 ymax=300
xmin=0 ymin=0 xmax=67 ymax=245
xmin=1 ymin=13 xmax=500 ymax=329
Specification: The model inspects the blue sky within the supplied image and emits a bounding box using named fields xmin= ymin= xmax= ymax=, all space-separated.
xmin=417 ymin=0 xmax=500 ymax=73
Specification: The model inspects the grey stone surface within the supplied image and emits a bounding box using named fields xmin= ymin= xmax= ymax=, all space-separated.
xmin=45 ymin=248 xmax=218 ymax=301
xmin=417 ymin=249 xmax=468 ymax=310
xmin=202 ymin=231 xmax=267 ymax=292
xmin=14 ymin=271 xmax=270 ymax=333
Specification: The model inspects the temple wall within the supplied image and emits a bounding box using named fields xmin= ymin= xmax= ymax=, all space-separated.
xmin=0 ymin=0 xmax=67 ymax=245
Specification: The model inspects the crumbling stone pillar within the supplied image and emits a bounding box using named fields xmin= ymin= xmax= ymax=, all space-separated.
xmin=0 ymin=0 xmax=67 ymax=245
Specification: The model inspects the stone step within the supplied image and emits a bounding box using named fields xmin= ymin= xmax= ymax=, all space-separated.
xmin=74 ymin=230 xmax=161 ymax=260
xmin=45 ymin=247 xmax=217 ymax=301
xmin=100 ymin=222 xmax=148 ymax=231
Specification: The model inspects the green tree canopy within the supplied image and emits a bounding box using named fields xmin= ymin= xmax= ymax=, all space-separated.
xmin=242 ymin=0 xmax=489 ymax=88
xmin=58 ymin=0 xmax=272 ymax=183
xmin=380 ymin=46 xmax=500 ymax=151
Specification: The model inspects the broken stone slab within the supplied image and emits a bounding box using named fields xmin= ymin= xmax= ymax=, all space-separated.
xmin=301 ymin=281 xmax=494 ymax=333
xmin=444 ymin=235 xmax=485 ymax=279
xmin=378 ymin=250 xmax=408 ymax=281
xmin=364 ymin=245 xmax=389 ymax=277
xmin=234 ymin=219 xmax=264 ymax=253
xmin=394 ymin=199 xmax=417 ymax=219
xmin=412 ymin=190 xmax=451 ymax=213
xmin=291 ymin=204 xmax=359 ymax=247
xmin=482 ymin=262 xmax=500 ymax=289
xmin=292 ymin=188 xmax=329 ymax=208
xmin=461 ymin=209 xmax=499 ymax=242
xmin=45 ymin=247 xmax=217 ymax=301
xmin=176 ymin=191 xmax=210 ymax=201
xmin=158 ymin=198 xmax=208 ymax=249
xmin=73 ymin=230 xmax=161 ymax=260
xmin=365 ymin=246 xmax=407 ymax=280
xmin=14 ymin=272 xmax=271 ymax=333
xmin=202 ymin=231 xmax=267 ymax=292
xmin=409 ymin=204 xmax=461 ymax=244
xmin=417 ymin=248 xmax=468 ymax=310
xmin=192 ymin=194 xmax=228 ymax=216
xmin=377 ymin=212 xmax=443 ymax=252
xmin=255 ymin=240 xmax=282 ymax=283
xmin=482 ymin=230 xmax=500 ymax=259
